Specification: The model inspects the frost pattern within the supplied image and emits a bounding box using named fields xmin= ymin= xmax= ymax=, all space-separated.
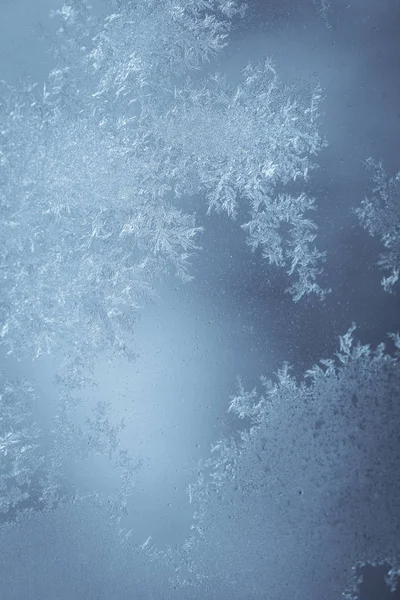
xmin=0 ymin=0 xmax=326 ymax=371
xmin=357 ymin=158 xmax=400 ymax=292
xmin=311 ymin=0 xmax=331 ymax=26
xmin=52 ymin=395 xmax=141 ymax=513
xmin=242 ymin=191 xmax=329 ymax=301
xmin=0 ymin=0 xmax=327 ymax=573
xmin=0 ymin=376 xmax=55 ymax=524
xmin=48 ymin=2 xmax=324 ymax=297
xmin=179 ymin=326 xmax=400 ymax=598
xmin=0 ymin=80 xmax=202 ymax=366
xmin=0 ymin=371 xmax=138 ymax=531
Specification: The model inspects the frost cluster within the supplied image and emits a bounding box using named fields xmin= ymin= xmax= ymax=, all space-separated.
xmin=0 ymin=0 xmax=326 ymax=379
xmin=357 ymin=158 xmax=400 ymax=292
xmin=181 ymin=327 xmax=400 ymax=598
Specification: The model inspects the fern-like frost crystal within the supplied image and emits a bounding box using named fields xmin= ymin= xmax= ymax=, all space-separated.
xmin=357 ymin=158 xmax=400 ymax=292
